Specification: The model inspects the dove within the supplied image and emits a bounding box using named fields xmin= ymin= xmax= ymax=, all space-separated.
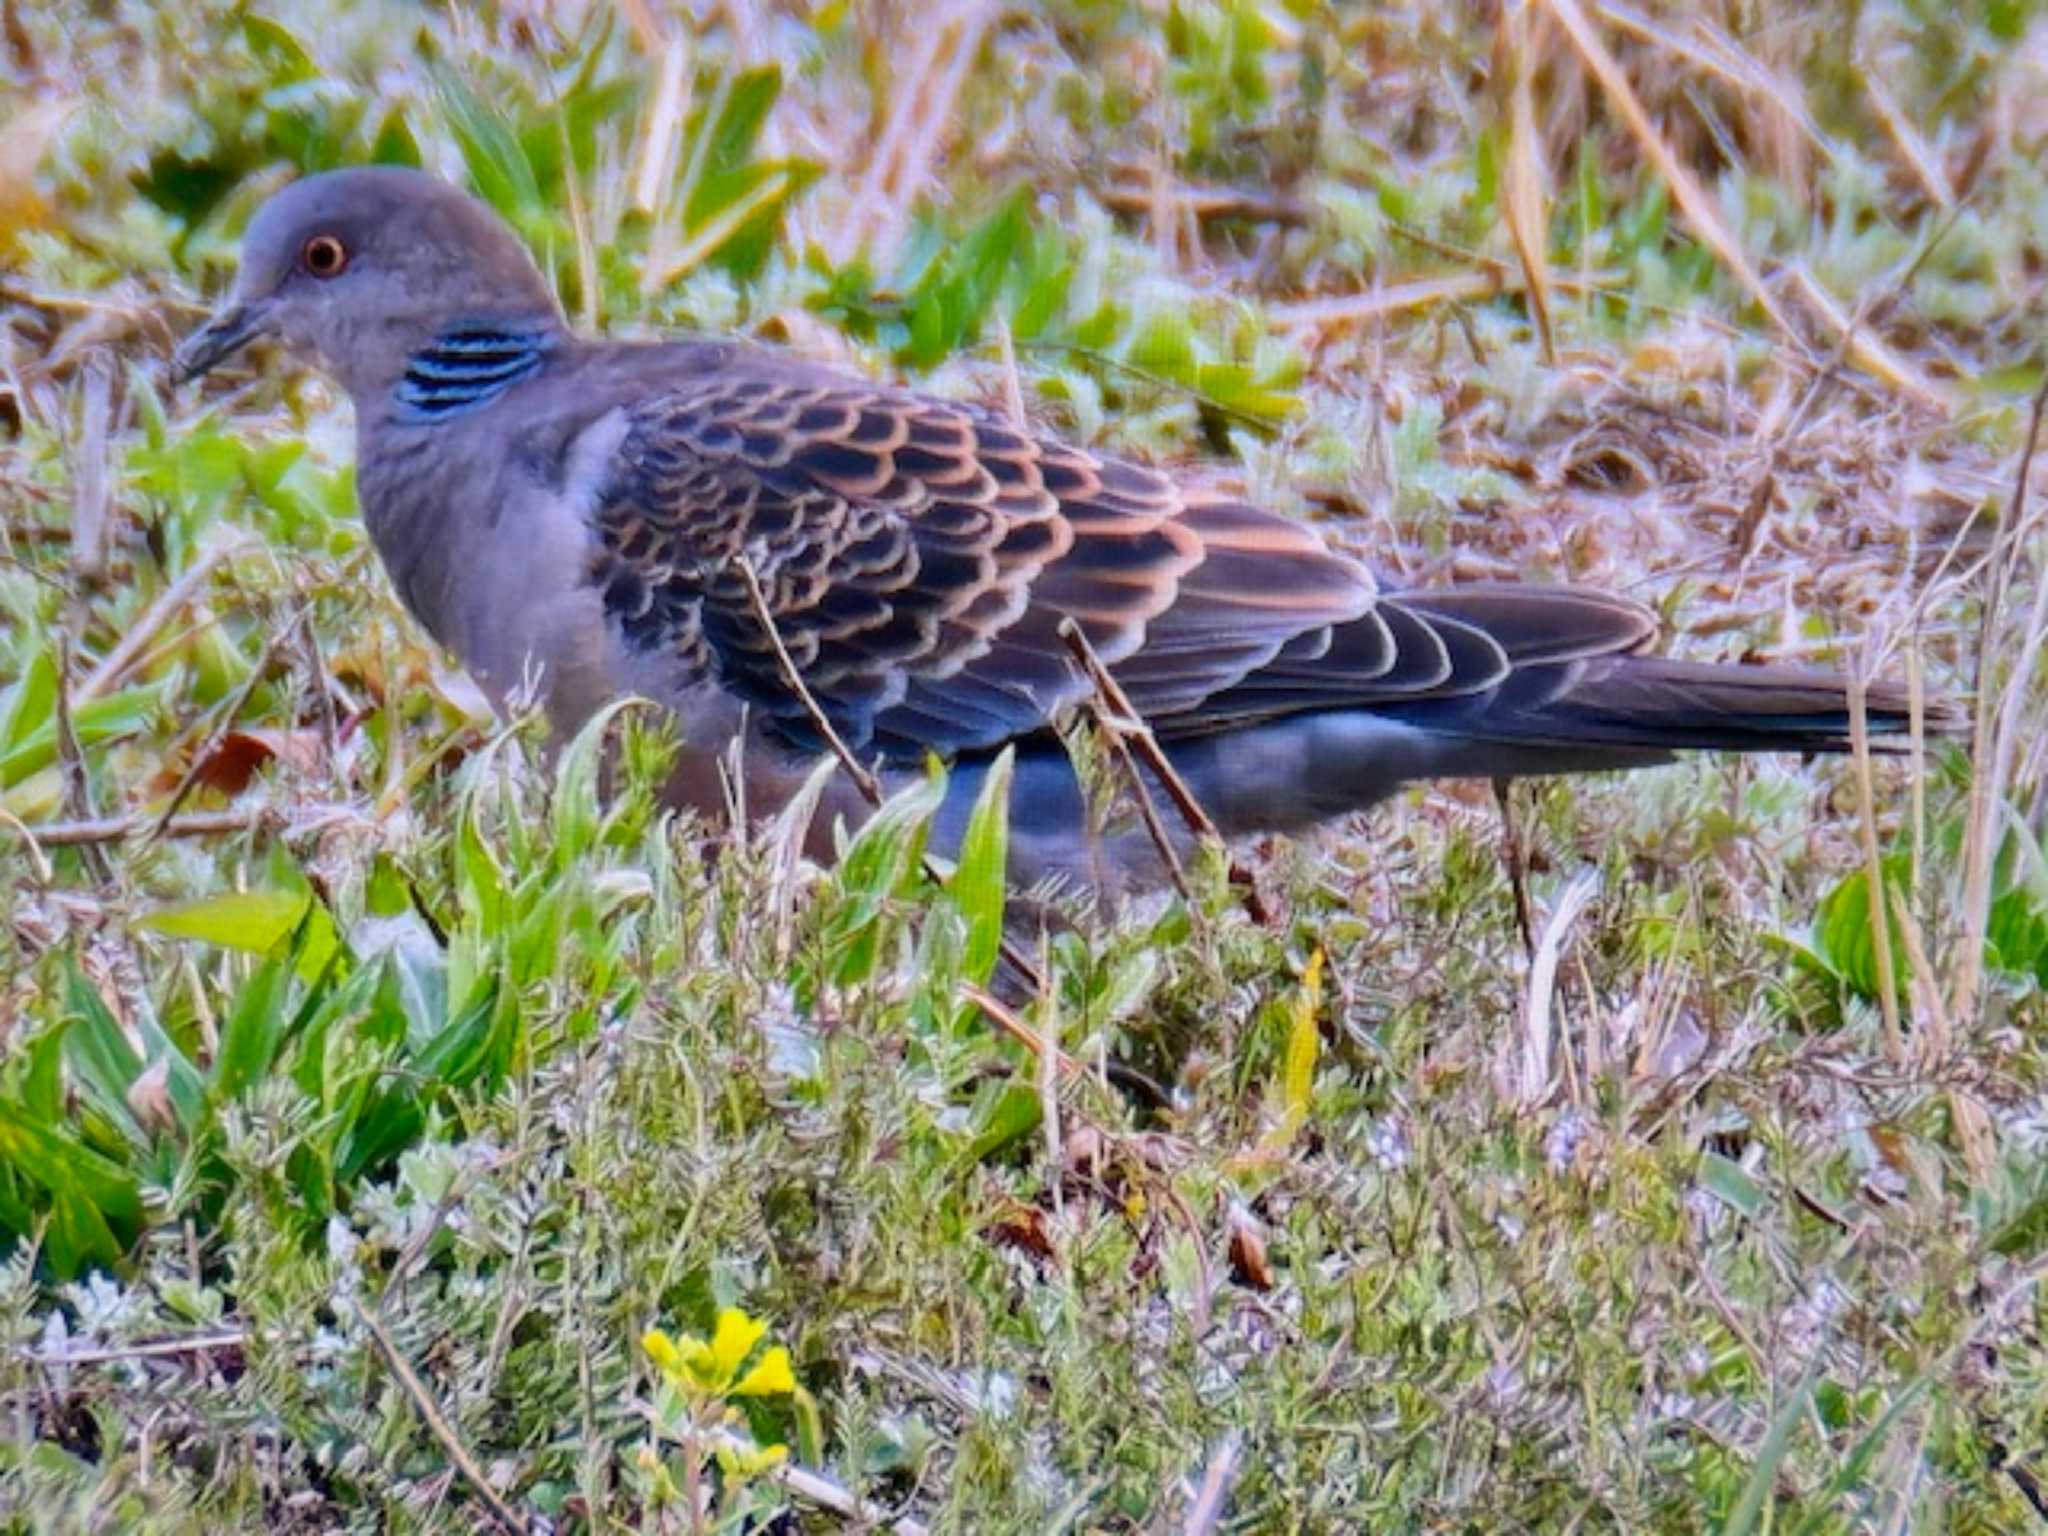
xmin=175 ymin=167 xmax=1944 ymax=890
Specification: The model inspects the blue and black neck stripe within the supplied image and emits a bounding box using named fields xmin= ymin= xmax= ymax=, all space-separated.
xmin=395 ymin=326 xmax=551 ymax=419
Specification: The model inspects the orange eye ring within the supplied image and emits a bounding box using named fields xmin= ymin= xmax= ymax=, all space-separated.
xmin=301 ymin=234 xmax=348 ymax=279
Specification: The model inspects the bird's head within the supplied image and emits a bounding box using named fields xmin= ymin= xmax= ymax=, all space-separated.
xmin=173 ymin=166 xmax=561 ymax=397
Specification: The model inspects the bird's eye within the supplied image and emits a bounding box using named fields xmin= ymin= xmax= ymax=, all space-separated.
xmin=301 ymin=234 xmax=349 ymax=279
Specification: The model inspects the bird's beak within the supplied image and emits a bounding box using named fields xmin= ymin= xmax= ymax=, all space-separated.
xmin=172 ymin=297 xmax=273 ymax=384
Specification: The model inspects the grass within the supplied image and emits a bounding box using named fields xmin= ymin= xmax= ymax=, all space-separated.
xmin=4 ymin=0 xmax=2048 ymax=1529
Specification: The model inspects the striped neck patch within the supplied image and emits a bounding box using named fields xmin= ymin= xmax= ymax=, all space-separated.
xmin=396 ymin=327 xmax=549 ymax=418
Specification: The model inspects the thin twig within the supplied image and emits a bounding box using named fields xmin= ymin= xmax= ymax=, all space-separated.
xmin=1056 ymin=618 xmax=1275 ymax=925
xmin=1182 ymin=1430 xmax=1244 ymax=1536
xmin=1953 ymin=371 xmax=2048 ymax=1026
xmin=78 ymin=534 xmax=247 ymax=701
xmin=9 ymin=806 xmax=292 ymax=848
xmin=732 ymin=553 xmax=1047 ymax=993
xmin=357 ymin=1303 xmax=532 ymax=1535
xmin=732 ymin=553 xmax=881 ymax=804
xmin=148 ymin=599 xmax=310 ymax=843
xmin=1493 ymin=777 xmax=1535 ymax=957
xmin=52 ymin=632 xmax=111 ymax=883
xmin=955 ymin=983 xmax=1083 ymax=1079
xmin=20 ymin=1329 xmax=248 ymax=1368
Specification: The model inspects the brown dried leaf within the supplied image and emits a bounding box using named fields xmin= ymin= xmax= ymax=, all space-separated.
xmin=1227 ymin=1208 xmax=1274 ymax=1291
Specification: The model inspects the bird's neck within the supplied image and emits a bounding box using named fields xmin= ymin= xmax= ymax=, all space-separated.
xmin=391 ymin=322 xmax=557 ymax=420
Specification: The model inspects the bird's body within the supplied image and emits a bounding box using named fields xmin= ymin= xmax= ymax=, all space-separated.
xmin=177 ymin=169 xmax=1941 ymax=890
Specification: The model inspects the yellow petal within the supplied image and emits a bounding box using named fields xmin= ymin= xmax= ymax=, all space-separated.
xmin=733 ymin=1345 xmax=795 ymax=1397
xmin=715 ymin=1438 xmax=790 ymax=1481
xmin=709 ymin=1308 xmax=768 ymax=1384
xmin=641 ymin=1329 xmax=682 ymax=1377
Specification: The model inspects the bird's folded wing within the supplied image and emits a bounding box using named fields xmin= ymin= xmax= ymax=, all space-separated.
xmin=583 ymin=357 xmax=1663 ymax=761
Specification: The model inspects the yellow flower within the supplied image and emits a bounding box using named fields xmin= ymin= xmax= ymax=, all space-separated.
xmin=707 ymin=1308 xmax=768 ymax=1386
xmin=641 ymin=1329 xmax=683 ymax=1377
xmin=644 ymin=1308 xmax=797 ymax=1398
xmin=732 ymin=1345 xmax=795 ymax=1397
xmin=714 ymin=1438 xmax=789 ymax=1481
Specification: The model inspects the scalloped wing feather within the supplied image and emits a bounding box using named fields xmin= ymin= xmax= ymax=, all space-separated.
xmin=583 ymin=352 xmax=1684 ymax=763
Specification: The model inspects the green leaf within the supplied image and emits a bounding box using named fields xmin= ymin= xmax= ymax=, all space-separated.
xmin=370 ymin=106 xmax=423 ymax=167
xmin=0 ymin=1105 xmax=144 ymax=1276
xmin=212 ymin=950 xmax=297 ymax=1100
xmin=138 ymin=889 xmax=309 ymax=953
xmin=950 ymin=748 xmax=1013 ymax=989
xmin=551 ymin=698 xmax=654 ymax=863
xmin=826 ymin=765 xmax=946 ymax=986
xmin=1785 ymin=1373 xmax=1933 ymax=1536
xmin=241 ymin=14 xmax=320 ymax=83
xmin=436 ymin=72 xmax=543 ymax=222
xmin=0 ymin=650 xmax=55 ymax=754
xmin=416 ymin=975 xmax=513 ymax=1089
xmin=0 ymin=682 xmax=166 ymax=789
xmin=1721 ymin=1362 xmax=1819 ymax=1536
xmin=965 ymin=1080 xmax=1042 ymax=1164
xmin=1811 ymin=854 xmax=1912 ymax=1004
xmin=61 ymin=962 xmax=145 ymax=1140
xmin=1698 ymin=1152 xmax=1767 ymax=1220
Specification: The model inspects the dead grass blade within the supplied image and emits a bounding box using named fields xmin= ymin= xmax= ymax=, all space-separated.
xmin=630 ymin=32 xmax=691 ymax=215
xmin=831 ymin=3 xmax=990 ymax=264
xmin=1266 ymin=268 xmax=1623 ymax=336
xmin=1499 ymin=0 xmax=1556 ymax=362
xmin=1540 ymin=0 xmax=1801 ymax=345
xmin=1784 ymin=266 xmax=1953 ymax=416
xmin=1518 ymin=868 xmax=1600 ymax=1107
xmin=1861 ymin=63 xmax=1955 ymax=210
xmin=1953 ymin=374 xmax=2048 ymax=1027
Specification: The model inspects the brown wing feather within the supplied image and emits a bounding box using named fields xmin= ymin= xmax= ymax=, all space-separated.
xmin=588 ymin=355 xmax=1373 ymax=759
xmin=586 ymin=349 xmax=1703 ymax=763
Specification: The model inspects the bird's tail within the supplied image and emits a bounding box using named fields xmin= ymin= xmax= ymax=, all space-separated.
xmin=1409 ymin=651 xmax=1956 ymax=768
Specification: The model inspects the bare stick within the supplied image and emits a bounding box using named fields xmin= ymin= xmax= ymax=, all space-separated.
xmin=148 ymin=600 xmax=310 ymax=843
xmin=733 ymin=553 xmax=1048 ymax=994
xmin=10 ymin=807 xmax=296 ymax=848
xmin=1057 ymin=617 xmax=1275 ymax=925
xmin=1182 ymin=1430 xmax=1245 ymax=1536
xmin=53 ymin=633 xmax=110 ymax=883
xmin=959 ymin=982 xmax=1084 ymax=1079
xmin=21 ymin=1329 xmax=248 ymax=1368
xmin=732 ymin=554 xmax=882 ymax=803
xmin=1953 ymin=372 xmax=2048 ymax=1026
xmin=78 ymin=534 xmax=248 ymax=702
xmin=358 ymin=1303 xmax=531 ymax=1535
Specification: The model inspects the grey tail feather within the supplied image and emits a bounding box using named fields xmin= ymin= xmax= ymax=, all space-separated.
xmin=1404 ymin=654 xmax=1958 ymax=758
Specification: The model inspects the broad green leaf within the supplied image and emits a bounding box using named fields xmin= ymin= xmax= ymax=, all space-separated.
xmin=1698 ymin=1151 xmax=1767 ymax=1220
xmin=1722 ymin=1362 xmax=1819 ymax=1536
xmin=552 ymin=697 xmax=655 ymax=862
xmin=0 ymin=1108 xmax=143 ymax=1276
xmin=0 ymin=682 xmax=166 ymax=789
xmin=1810 ymin=853 xmax=1912 ymax=1005
xmin=950 ymin=748 xmax=1013 ymax=989
xmin=138 ymin=889 xmax=310 ymax=953
xmin=242 ymin=14 xmax=319 ymax=83
xmin=965 ymin=1080 xmax=1042 ymax=1164
xmin=416 ymin=975 xmax=512 ymax=1088
xmin=436 ymin=72 xmax=543 ymax=222
xmin=0 ymin=649 xmax=55 ymax=754
xmin=61 ymin=962 xmax=145 ymax=1141
xmin=212 ymin=950 xmax=297 ymax=1099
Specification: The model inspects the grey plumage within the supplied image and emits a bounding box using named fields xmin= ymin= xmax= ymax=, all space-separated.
xmin=175 ymin=167 xmax=1952 ymax=890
